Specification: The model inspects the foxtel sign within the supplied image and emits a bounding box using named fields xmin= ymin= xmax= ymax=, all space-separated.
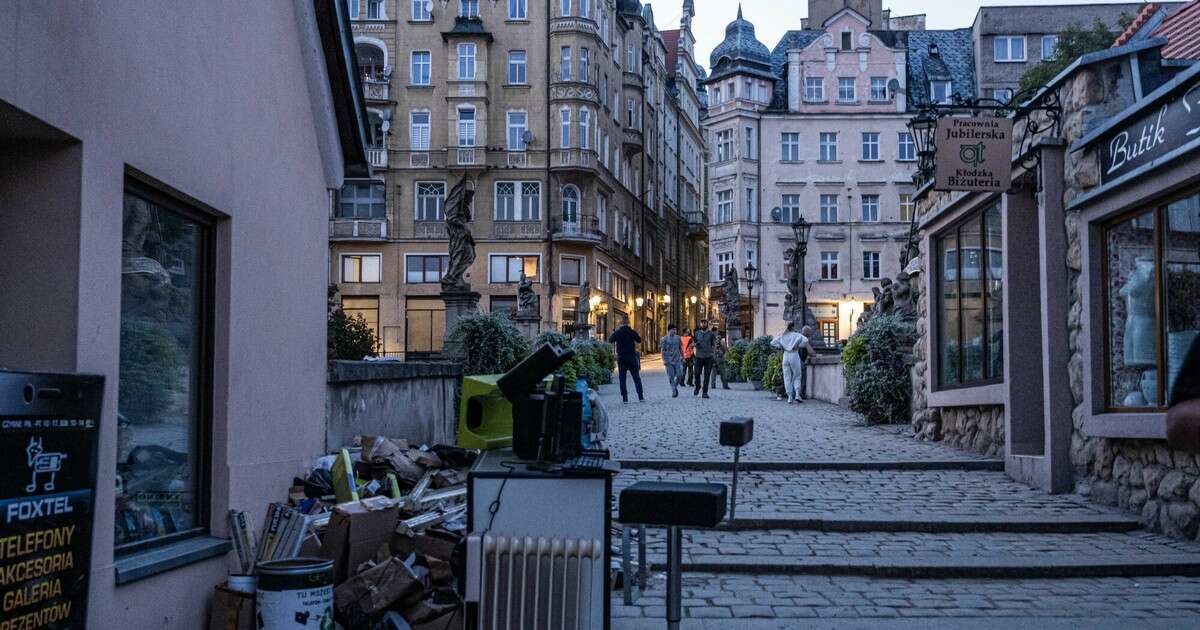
xmin=933 ymin=116 xmax=1014 ymax=193
xmin=1100 ymin=78 xmax=1200 ymax=185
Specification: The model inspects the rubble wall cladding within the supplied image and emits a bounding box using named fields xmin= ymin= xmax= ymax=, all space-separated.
xmin=1061 ymin=66 xmax=1200 ymax=542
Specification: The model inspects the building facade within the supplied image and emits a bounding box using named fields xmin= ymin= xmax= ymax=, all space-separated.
xmin=330 ymin=0 xmax=710 ymax=356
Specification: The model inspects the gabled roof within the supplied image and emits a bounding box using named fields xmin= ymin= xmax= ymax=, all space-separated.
xmin=1154 ymin=0 xmax=1200 ymax=59
xmin=766 ymin=30 xmax=824 ymax=110
xmin=1112 ymin=3 xmax=1162 ymax=47
xmin=905 ymin=29 xmax=975 ymax=109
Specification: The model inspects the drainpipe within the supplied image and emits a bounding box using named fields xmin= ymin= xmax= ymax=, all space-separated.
xmin=757 ymin=116 xmax=765 ymax=338
xmin=545 ymin=0 xmax=555 ymax=328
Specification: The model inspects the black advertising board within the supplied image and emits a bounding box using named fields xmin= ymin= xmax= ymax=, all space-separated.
xmin=0 ymin=371 xmax=103 ymax=630
xmin=1099 ymin=73 xmax=1200 ymax=185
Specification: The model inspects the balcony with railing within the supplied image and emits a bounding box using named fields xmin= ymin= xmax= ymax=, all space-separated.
xmin=329 ymin=217 xmax=388 ymax=240
xmin=450 ymin=147 xmax=483 ymax=168
xmin=367 ymin=146 xmax=388 ymax=169
xmin=362 ymin=77 xmax=390 ymax=102
xmin=622 ymin=128 xmax=643 ymax=155
xmin=685 ymin=210 xmax=707 ymax=238
xmin=550 ymin=214 xmax=604 ymax=244
xmin=550 ymin=148 xmax=598 ymax=172
xmin=549 ymin=16 xmax=599 ymax=36
xmin=622 ymin=71 xmax=643 ymax=90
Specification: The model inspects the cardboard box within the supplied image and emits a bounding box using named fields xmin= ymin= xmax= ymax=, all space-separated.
xmin=209 ymin=585 xmax=254 ymax=630
xmin=322 ymin=496 xmax=400 ymax=584
xmin=334 ymin=556 xmax=422 ymax=618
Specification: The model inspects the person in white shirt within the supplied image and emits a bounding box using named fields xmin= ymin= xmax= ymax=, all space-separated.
xmin=772 ymin=322 xmax=816 ymax=404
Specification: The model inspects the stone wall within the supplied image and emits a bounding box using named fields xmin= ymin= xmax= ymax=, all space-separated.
xmin=937 ymin=407 xmax=1005 ymax=458
xmin=326 ymin=360 xmax=462 ymax=450
xmin=807 ymin=354 xmax=848 ymax=406
xmin=1060 ymin=63 xmax=1200 ymax=541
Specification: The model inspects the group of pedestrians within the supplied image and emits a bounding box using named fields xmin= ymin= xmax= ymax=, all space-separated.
xmin=607 ymin=316 xmax=815 ymax=404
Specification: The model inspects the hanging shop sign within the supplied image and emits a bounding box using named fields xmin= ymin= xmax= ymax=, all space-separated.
xmin=0 ymin=371 xmax=104 ymax=630
xmin=1099 ymin=76 xmax=1200 ymax=185
xmin=933 ymin=116 xmax=1014 ymax=192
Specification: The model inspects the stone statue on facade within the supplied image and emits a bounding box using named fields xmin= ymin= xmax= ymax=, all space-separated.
xmin=720 ymin=267 xmax=741 ymax=327
xmin=576 ymin=280 xmax=591 ymax=325
xmin=517 ymin=271 xmax=538 ymax=315
xmin=440 ymin=176 xmax=476 ymax=293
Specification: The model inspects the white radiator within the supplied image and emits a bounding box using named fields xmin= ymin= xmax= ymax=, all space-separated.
xmin=466 ymin=534 xmax=603 ymax=630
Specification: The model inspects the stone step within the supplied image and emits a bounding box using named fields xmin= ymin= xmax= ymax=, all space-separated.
xmin=727 ymin=512 xmax=1141 ymax=534
xmin=619 ymin=459 xmax=1005 ymax=472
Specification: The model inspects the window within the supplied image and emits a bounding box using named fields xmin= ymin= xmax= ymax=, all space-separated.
xmin=819 ymin=132 xmax=838 ymax=161
xmin=342 ymin=254 xmax=382 ymax=282
xmin=862 ymin=251 xmax=880 ymax=280
xmin=1103 ymin=192 xmax=1200 ymax=408
xmin=837 ymin=77 xmax=856 ymax=102
xmin=626 ymin=43 xmax=636 ymax=69
xmin=337 ymin=182 xmax=386 ymax=218
xmin=580 ymin=108 xmax=591 ymax=149
xmin=357 ymin=42 xmax=386 ymax=80
xmin=415 ymin=182 xmax=446 ymax=221
xmin=626 ymin=99 xmax=637 ymax=128
xmin=561 ymin=296 xmax=578 ymax=332
xmin=561 ymin=185 xmax=579 ymax=226
xmin=805 ymin=77 xmax=824 ymax=102
xmin=460 ymin=0 xmax=479 ymax=17
xmin=559 ymin=108 xmax=571 ymax=147
xmin=489 ymin=255 xmax=540 ymax=283
xmin=937 ymin=202 xmax=1004 ymax=388
xmin=820 ymin=320 xmax=838 ymax=343
xmin=457 ymin=108 xmax=476 ymax=146
xmin=899 ymin=193 xmax=915 ymax=222
xmin=457 ymin=43 xmax=476 ymax=79
xmin=411 ymin=0 xmax=430 ymax=20
xmin=717 ymin=251 xmax=735 ymax=280
xmin=494 ymin=181 xmax=541 ymax=221
xmin=780 ymin=194 xmax=801 ymax=224
xmin=367 ymin=0 xmax=383 ymax=19
xmin=869 ymin=76 xmax=888 ymax=101
xmin=560 ymin=0 xmax=571 ymax=16
xmin=597 ymin=194 xmax=608 ymax=233
xmin=580 ymin=47 xmax=590 ymax=82
xmin=117 ymin=185 xmax=212 ymax=550
xmin=861 ymin=132 xmax=880 ymax=161
xmin=612 ymin=274 xmax=629 ymax=302
xmin=745 ymin=126 xmax=756 ymax=159
xmin=491 ymin=296 xmax=518 ymax=316
xmin=406 ymin=254 xmax=449 ymax=283
xmin=930 ymin=81 xmax=951 ymax=104
xmin=898 ymin=131 xmax=916 ymax=161
xmin=861 ymin=195 xmax=880 ymax=222
xmin=597 ymin=262 xmax=611 ymax=293
xmin=716 ymin=189 xmax=734 ymax=223
xmin=841 ymin=30 xmax=853 ymax=51
xmin=781 ymin=132 xmax=800 ymax=162
xmin=820 ymin=194 xmax=838 ymax=223
xmin=992 ymin=88 xmax=1014 ymax=103
xmin=745 ymin=187 xmax=756 ymax=221
xmin=561 ymin=46 xmax=572 ymax=81
xmin=508 ymin=0 xmax=526 ymax=19
xmin=994 ymin=35 xmax=1026 ymax=62
xmin=820 ymin=252 xmax=839 ymax=280
xmin=716 ymin=129 xmax=734 ymax=162
xmin=712 ymin=87 xmax=722 ymax=104
xmin=561 ymin=256 xmax=585 ymax=285
xmin=348 ymin=0 xmax=360 ymax=19
xmin=411 ymin=51 xmax=431 ymax=85
xmin=579 ymin=0 xmax=588 ymax=17
xmin=508 ymin=50 xmax=527 ymax=84
xmin=410 ymin=111 xmax=430 ymax=150
xmin=1041 ymin=35 xmax=1059 ymax=61
xmin=507 ymin=111 xmax=528 ymax=151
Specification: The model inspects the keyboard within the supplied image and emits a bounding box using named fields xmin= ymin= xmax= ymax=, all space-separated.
xmin=561 ymin=455 xmax=619 ymax=474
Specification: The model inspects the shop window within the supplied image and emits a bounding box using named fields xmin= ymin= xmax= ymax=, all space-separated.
xmin=117 ymin=185 xmax=213 ymax=551
xmin=936 ymin=201 xmax=1003 ymax=388
xmin=405 ymin=297 xmax=445 ymax=357
xmin=1103 ymin=191 xmax=1200 ymax=408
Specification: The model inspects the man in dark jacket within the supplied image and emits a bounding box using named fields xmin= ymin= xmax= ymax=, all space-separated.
xmin=608 ymin=318 xmax=644 ymax=403
xmin=691 ymin=319 xmax=718 ymax=398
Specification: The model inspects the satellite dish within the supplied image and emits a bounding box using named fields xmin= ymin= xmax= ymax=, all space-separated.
xmin=771 ymin=207 xmax=782 ymax=222
xmin=522 ymin=130 xmax=534 ymax=145
xmin=887 ymin=78 xmax=905 ymax=100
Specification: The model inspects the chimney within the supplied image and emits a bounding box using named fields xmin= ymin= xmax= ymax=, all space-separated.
xmin=788 ymin=51 xmax=802 ymax=112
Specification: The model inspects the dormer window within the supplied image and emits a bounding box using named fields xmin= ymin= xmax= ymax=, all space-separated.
xmin=930 ymin=81 xmax=951 ymax=104
xmin=841 ymin=31 xmax=853 ymax=51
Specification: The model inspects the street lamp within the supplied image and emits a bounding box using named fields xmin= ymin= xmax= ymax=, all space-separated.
xmin=635 ymin=296 xmax=644 ymax=308
xmin=744 ymin=262 xmax=758 ymax=338
xmin=907 ymin=109 xmax=939 ymax=184
xmin=791 ymin=218 xmax=812 ymax=332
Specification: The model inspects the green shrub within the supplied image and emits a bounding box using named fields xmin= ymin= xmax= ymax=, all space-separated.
xmin=843 ymin=314 xmax=916 ymax=424
xmin=328 ymin=308 xmax=378 ymax=361
xmin=532 ymin=332 xmax=614 ymax=387
xmin=762 ymin=350 xmax=784 ymax=393
xmin=740 ymin=335 xmax=774 ymax=382
xmin=447 ymin=311 xmax=530 ymax=376
xmin=724 ymin=339 xmax=749 ymax=382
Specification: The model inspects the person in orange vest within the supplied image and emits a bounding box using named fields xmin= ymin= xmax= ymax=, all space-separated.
xmin=680 ymin=328 xmax=695 ymax=387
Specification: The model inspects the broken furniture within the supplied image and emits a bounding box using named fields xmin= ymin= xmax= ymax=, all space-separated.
xmin=719 ymin=416 xmax=754 ymax=522
xmin=618 ymin=482 xmax=727 ymax=630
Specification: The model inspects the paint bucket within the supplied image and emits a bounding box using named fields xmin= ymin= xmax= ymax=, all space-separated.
xmin=227 ymin=574 xmax=256 ymax=594
xmin=255 ymin=558 xmax=333 ymax=629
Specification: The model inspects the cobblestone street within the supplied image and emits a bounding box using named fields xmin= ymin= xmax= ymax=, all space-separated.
xmin=601 ymin=361 xmax=1200 ymax=627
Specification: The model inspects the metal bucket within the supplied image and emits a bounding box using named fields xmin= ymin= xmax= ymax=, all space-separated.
xmin=255 ymin=558 xmax=333 ymax=629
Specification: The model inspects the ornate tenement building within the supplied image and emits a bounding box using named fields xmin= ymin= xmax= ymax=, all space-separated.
xmin=330 ymin=0 xmax=709 ymax=356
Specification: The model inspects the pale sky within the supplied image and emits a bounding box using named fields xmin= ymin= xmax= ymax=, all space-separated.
xmin=653 ymin=0 xmax=1151 ymax=72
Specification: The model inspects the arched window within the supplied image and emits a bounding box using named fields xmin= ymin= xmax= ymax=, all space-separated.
xmin=356 ymin=42 xmax=386 ymax=80
xmin=562 ymin=185 xmax=580 ymax=228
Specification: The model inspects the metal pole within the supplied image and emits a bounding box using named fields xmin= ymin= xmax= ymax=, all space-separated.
xmin=730 ymin=445 xmax=741 ymax=523
xmin=666 ymin=526 xmax=682 ymax=630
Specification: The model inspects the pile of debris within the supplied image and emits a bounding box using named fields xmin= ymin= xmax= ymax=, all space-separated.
xmin=224 ymin=436 xmax=475 ymax=630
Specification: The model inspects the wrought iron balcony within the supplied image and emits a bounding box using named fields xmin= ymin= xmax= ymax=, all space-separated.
xmin=362 ymin=77 xmax=389 ymax=101
xmin=550 ymin=215 xmax=604 ymax=244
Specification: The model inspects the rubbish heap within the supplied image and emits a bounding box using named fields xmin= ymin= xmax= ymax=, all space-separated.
xmin=221 ymin=436 xmax=476 ymax=630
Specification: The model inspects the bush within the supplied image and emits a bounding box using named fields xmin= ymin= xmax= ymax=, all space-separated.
xmin=740 ymin=335 xmax=774 ymax=382
xmin=532 ymin=332 xmax=614 ymax=387
xmin=327 ymin=308 xmax=378 ymax=361
xmin=843 ymin=314 xmax=916 ymax=424
xmin=762 ymin=350 xmax=784 ymax=393
xmin=724 ymin=339 xmax=749 ymax=382
xmin=447 ymin=311 xmax=530 ymax=376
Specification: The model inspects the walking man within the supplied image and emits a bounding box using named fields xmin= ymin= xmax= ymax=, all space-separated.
xmin=692 ymin=319 xmax=718 ymax=398
xmin=712 ymin=331 xmax=731 ymax=390
xmin=680 ymin=328 xmax=695 ymax=387
xmin=608 ymin=317 xmax=644 ymax=403
xmin=772 ymin=322 xmax=816 ymax=404
xmin=659 ymin=324 xmax=685 ymax=398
